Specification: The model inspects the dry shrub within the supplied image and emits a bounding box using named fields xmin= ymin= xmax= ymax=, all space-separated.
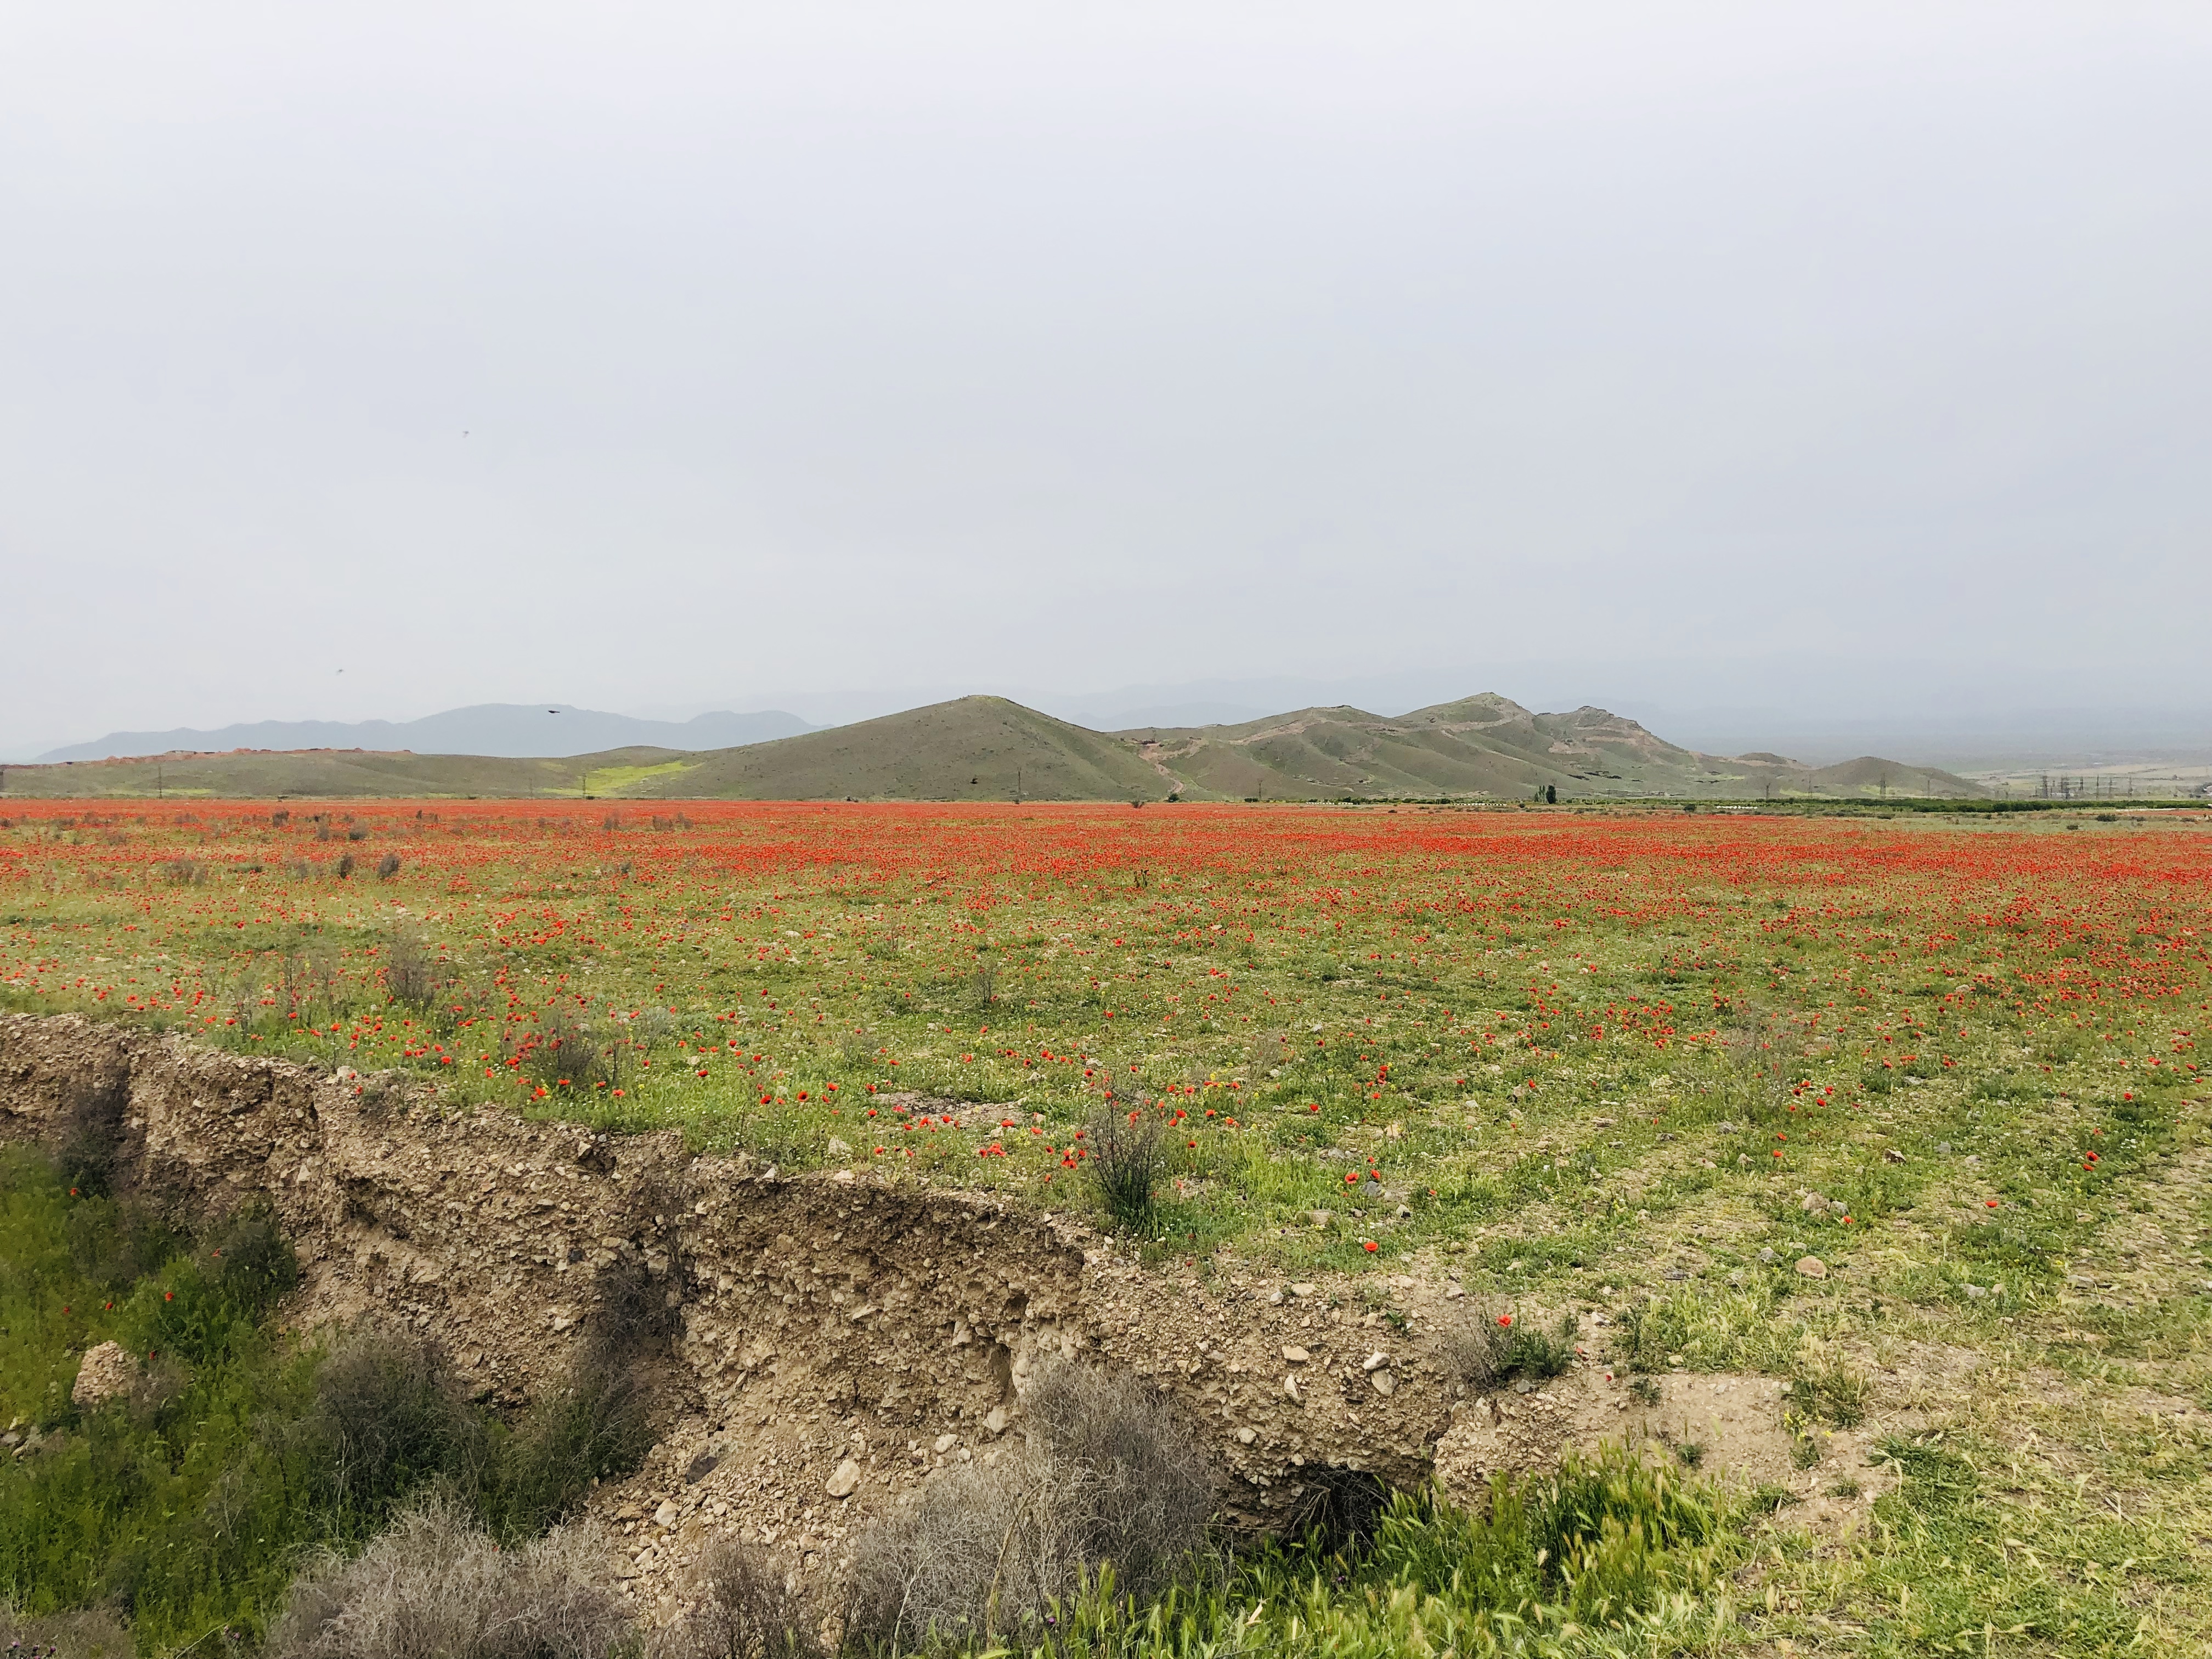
xmin=268 ymin=1497 xmax=633 ymax=1659
xmin=383 ymin=934 xmax=437 ymax=1007
xmin=843 ymin=1359 xmax=1212 ymax=1652
xmin=650 ymin=1535 xmax=819 ymax=1659
xmin=0 ymin=1603 xmax=135 ymax=1659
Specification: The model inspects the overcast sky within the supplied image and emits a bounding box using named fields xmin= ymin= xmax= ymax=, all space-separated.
xmin=4 ymin=2 xmax=2208 ymax=754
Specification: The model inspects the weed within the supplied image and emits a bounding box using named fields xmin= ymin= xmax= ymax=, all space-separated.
xmin=1792 ymin=1361 xmax=1868 ymax=1427
xmin=292 ymin=1327 xmax=495 ymax=1527
xmin=383 ymin=934 xmax=438 ymax=1008
xmin=497 ymin=1361 xmax=653 ymax=1535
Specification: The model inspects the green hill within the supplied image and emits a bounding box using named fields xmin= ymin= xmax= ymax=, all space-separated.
xmin=629 ymin=696 xmax=1167 ymax=802
xmin=0 ymin=694 xmax=1989 ymax=803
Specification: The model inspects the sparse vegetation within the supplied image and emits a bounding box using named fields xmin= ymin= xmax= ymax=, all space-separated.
xmin=844 ymin=1359 xmax=1212 ymax=1651
xmin=1440 ymin=1306 xmax=1578 ymax=1392
xmin=268 ymin=1498 xmax=633 ymax=1659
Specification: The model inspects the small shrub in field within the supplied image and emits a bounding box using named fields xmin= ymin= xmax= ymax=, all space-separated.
xmin=649 ymin=1534 xmax=819 ymax=1659
xmin=498 ymin=1360 xmax=654 ymax=1534
xmin=295 ymin=1328 xmax=494 ymax=1526
xmin=1441 ymin=1308 xmax=1576 ymax=1392
xmin=335 ymin=853 xmax=356 ymax=879
xmin=515 ymin=1008 xmax=624 ymax=1092
xmin=269 ymin=1498 xmax=632 ymax=1659
xmin=384 ymin=934 xmax=436 ymax=1006
xmin=376 ymin=853 xmax=402 ymax=881
xmin=844 ymin=1359 xmax=1212 ymax=1650
xmin=1082 ymin=1104 xmax=1166 ymax=1233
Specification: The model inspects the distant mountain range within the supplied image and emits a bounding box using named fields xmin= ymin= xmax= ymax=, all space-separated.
xmin=1 ymin=692 xmax=1987 ymax=803
xmin=35 ymin=703 xmax=814 ymax=764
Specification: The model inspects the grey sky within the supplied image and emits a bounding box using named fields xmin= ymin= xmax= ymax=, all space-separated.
xmin=4 ymin=3 xmax=2208 ymax=757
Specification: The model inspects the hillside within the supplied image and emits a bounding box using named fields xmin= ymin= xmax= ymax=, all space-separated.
xmin=628 ymin=696 xmax=1166 ymax=802
xmin=1118 ymin=697 xmax=1987 ymax=802
xmin=0 ymin=692 xmax=1989 ymax=802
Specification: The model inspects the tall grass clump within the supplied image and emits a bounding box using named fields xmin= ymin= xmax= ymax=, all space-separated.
xmin=1082 ymin=1104 xmax=1166 ymax=1234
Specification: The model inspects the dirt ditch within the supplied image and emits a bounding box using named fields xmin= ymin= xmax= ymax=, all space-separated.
xmin=1 ymin=1011 xmax=1822 ymax=1622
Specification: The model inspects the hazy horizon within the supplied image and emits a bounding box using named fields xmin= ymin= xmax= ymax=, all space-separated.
xmin=6 ymin=5 xmax=2209 ymax=760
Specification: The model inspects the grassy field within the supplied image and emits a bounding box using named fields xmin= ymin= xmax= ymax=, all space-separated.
xmin=5 ymin=797 xmax=2212 ymax=1651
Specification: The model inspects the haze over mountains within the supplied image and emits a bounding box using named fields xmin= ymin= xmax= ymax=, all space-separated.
xmin=36 ymin=704 xmax=814 ymax=764
xmin=3 ymin=692 xmax=1985 ymax=803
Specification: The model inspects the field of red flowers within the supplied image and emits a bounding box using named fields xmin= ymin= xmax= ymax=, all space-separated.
xmin=9 ymin=798 xmax=2212 ymax=1645
xmin=4 ymin=799 xmax=2207 ymax=1266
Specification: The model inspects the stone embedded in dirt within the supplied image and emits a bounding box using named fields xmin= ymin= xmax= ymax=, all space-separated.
xmin=1370 ymin=1369 xmax=1397 ymax=1396
xmin=1289 ymin=1282 xmax=1318 ymax=1297
xmin=653 ymin=1500 xmax=680 ymax=1527
xmin=984 ymin=1407 xmax=1008 ymax=1434
xmin=826 ymin=1137 xmax=851 ymax=1156
xmin=1283 ymin=1374 xmax=1302 ymax=1404
xmin=1444 ymin=1283 xmax=1465 ymax=1299
xmin=72 ymin=1341 xmax=133 ymax=1409
xmin=1795 ymin=1256 xmax=1828 ymax=1278
xmin=1282 ymin=1345 xmax=1311 ymax=1363
xmin=933 ymin=1433 xmax=958 ymax=1454
xmin=825 ymin=1459 xmax=862 ymax=1498
xmin=1758 ymin=1247 xmax=1778 ymax=1265
xmin=1235 ymin=1427 xmax=1256 ymax=1444
xmin=1362 ymin=1351 xmax=1389 ymax=1372
xmin=1307 ymin=1210 xmax=1334 ymax=1229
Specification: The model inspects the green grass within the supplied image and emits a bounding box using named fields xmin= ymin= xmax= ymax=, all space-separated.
xmin=0 ymin=1149 xmax=657 ymax=1651
xmin=6 ymin=803 xmax=2212 ymax=1646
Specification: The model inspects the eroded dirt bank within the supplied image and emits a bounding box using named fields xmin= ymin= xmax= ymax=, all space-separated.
xmin=2 ymin=1013 xmax=1486 ymax=1617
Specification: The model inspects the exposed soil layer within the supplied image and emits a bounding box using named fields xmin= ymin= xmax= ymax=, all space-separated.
xmin=2 ymin=1014 xmax=1468 ymax=1618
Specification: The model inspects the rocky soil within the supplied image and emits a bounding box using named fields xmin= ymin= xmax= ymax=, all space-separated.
xmin=0 ymin=1012 xmax=1853 ymax=1624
